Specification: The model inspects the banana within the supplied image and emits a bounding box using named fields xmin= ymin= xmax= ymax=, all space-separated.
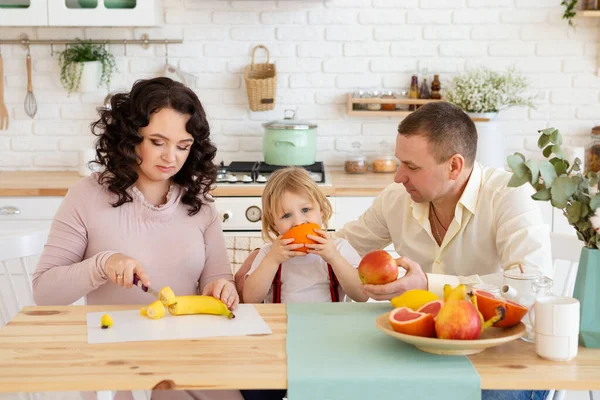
xmin=469 ymin=292 xmax=506 ymax=333
xmin=146 ymin=300 xmax=166 ymax=320
xmin=140 ymin=306 xmax=148 ymax=316
xmin=100 ymin=314 xmax=114 ymax=329
xmin=168 ymin=295 xmax=235 ymax=319
xmin=159 ymin=286 xmax=176 ymax=306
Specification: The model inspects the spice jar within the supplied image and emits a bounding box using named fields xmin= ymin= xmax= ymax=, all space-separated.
xmin=380 ymin=91 xmax=396 ymax=111
xmin=366 ymin=91 xmax=381 ymax=111
xmin=585 ymin=125 xmax=600 ymax=174
xmin=345 ymin=142 xmax=368 ymax=174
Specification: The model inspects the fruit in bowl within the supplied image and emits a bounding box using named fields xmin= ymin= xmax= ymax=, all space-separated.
xmin=280 ymin=223 xmax=321 ymax=254
xmin=472 ymin=289 xmax=528 ymax=328
xmin=357 ymin=250 xmax=398 ymax=285
xmin=389 ymin=307 xmax=436 ymax=338
xmin=391 ymin=289 xmax=439 ymax=310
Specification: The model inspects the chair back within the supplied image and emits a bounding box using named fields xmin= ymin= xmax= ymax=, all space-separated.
xmin=0 ymin=230 xmax=49 ymax=326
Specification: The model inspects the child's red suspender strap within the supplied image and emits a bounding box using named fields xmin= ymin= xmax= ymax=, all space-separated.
xmin=272 ymin=264 xmax=340 ymax=303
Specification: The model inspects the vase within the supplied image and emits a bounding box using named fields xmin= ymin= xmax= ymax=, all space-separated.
xmin=466 ymin=111 xmax=498 ymax=121
xmin=78 ymin=61 xmax=102 ymax=93
xmin=472 ymin=115 xmax=506 ymax=169
xmin=572 ymin=247 xmax=600 ymax=348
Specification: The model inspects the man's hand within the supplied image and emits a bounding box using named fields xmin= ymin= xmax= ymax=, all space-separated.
xmin=361 ymin=256 xmax=428 ymax=301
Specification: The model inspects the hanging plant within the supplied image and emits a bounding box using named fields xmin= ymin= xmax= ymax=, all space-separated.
xmin=562 ymin=0 xmax=578 ymax=28
xmin=57 ymin=38 xmax=117 ymax=94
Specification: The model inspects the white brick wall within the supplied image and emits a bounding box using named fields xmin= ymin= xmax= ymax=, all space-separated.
xmin=0 ymin=0 xmax=599 ymax=170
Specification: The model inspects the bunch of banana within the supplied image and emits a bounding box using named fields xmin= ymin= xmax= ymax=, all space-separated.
xmin=168 ymin=295 xmax=235 ymax=319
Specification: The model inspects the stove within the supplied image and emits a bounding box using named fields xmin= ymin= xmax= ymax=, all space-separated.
xmin=216 ymin=161 xmax=330 ymax=186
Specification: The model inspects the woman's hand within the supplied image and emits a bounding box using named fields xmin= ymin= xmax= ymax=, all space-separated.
xmin=266 ymin=237 xmax=305 ymax=265
xmin=104 ymin=253 xmax=151 ymax=289
xmin=305 ymin=229 xmax=341 ymax=264
xmin=202 ymin=279 xmax=239 ymax=310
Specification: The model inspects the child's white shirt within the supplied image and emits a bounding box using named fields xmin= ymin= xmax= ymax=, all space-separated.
xmin=246 ymin=238 xmax=362 ymax=303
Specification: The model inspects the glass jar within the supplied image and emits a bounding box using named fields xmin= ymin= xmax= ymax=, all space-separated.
xmin=372 ymin=154 xmax=397 ymax=173
xmin=525 ymin=276 xmax=555 ymax=343
xmin=585 ymin=125 xmax=600 ymax=174
xmin=380 ymin=91 xmax=396 ymax=111
xmin=352 ymin=90 xmax=365 ymax=110
xmin=345 ymin=142 xmax=368 ymax=174
xmin=366 ymin=91 xmax=381 ymax=111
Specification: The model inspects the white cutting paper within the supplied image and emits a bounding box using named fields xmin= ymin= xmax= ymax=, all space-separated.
xmin=86 ymin=304 xmax=272 ymax=344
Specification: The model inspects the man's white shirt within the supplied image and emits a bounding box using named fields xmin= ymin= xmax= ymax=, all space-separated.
xmin=334 ymin=162 xmax=553 ymax=297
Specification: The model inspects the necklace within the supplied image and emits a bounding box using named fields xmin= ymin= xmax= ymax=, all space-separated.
xmin=430 ymin=203 xmax=449 ymax=231
xmin=430 ymin=203 xmax=445 ymax=244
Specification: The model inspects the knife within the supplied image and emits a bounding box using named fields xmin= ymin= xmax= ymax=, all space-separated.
xmin=133 ymin=274 xmax=159 ymax=298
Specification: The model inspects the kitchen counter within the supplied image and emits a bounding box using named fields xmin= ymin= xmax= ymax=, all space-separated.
xmin=0 ymin=170 xmax=394 ymax=197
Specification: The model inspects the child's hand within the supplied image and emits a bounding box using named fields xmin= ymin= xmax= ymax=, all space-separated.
xmin=306 ymin=229 xmax=341 ymax=264
xmin=266 ymin=237 xmax=306 ymax=265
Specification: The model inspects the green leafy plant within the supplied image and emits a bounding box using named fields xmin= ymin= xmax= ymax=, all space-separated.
xmin=57 ymin=39 xmax=116 ymax=94
xmin=562 ymin=0 xmax=578 ymax=28
xmin=507 ymin=128 xmax=600 ymax=249
xmin=443 ymin=66 xmax=535 ymax=114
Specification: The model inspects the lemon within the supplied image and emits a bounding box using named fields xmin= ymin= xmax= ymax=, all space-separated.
xmin=390 ymin=289 xmax=439 ymax=310
xmin=100 ymin=313 xmax=114 ymax=329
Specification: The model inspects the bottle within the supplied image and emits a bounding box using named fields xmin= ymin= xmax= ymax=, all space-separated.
xmin=585 ymin=125 xmax=600 ymax=174
xmin=431 ymin=74 xmax=441 ymax=100
xmin=408 ymin=75 xmax=419 ymax=111
xmin=583 ymin=0 xmax=599 ymax=9
xmin=417 ymin=79 xmax=431 ymax=109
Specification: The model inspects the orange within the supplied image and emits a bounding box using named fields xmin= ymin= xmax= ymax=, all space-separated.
xmin=473 ymin=289 xmax=528 ymax=328
xmin=388 ymin=307 xmax=436 ymax=338
xmin=280 ymin=223 xmax=321 ymax=253
xmin=416 ymin=299 xmax=444 ymax=318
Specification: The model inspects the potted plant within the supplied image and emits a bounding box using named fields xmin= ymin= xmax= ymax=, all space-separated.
xmin=443 ymin=66 xmax=535 ymax=120
xmin=444 ymin=66 xmax=536 ymax=168
xmin=58 ymin=39 xmax=116 ymax=94
xmin=507 ymin=127 xmax=600 ymax=348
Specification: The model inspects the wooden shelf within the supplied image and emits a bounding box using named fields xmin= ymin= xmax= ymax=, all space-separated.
xmin=345 ymin=94 xmax=491 ymax=121
xmin=578 ymin=10 xmax=600 ymax=17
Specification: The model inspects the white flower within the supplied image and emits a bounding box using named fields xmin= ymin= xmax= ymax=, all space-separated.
xmin=591 ymin=208 xmax=600 ymax=234
xmin=443 ymin=66 xmax=535 ymax=113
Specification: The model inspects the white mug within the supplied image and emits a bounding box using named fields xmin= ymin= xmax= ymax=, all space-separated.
xmin=530 ymin=296 xmax=580 ymax=361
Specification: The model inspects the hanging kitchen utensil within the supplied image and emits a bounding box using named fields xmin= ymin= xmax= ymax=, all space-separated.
xmin=162 ymin=40 xmax=194 ymax=86
xmin=0 ymin=47 xmax=9 ymax=130
xmin=24 ymin=46 xmax=37 ymax=119
xmin=244 ymin=45 xmax=277 ymax=112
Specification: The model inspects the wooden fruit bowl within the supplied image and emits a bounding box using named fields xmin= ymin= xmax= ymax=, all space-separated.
xmin=375 ymin=312 xmax=526 ymax=356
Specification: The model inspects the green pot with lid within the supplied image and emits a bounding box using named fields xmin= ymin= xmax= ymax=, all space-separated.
xmin=262 ymin=109 xmax=317 ymax=166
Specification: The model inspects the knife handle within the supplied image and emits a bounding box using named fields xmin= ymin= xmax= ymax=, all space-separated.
xmin=133 ymin=274 xmax=149 ymax=292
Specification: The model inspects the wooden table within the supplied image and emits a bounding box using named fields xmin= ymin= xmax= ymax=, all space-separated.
xmin=0 ymin=304 xmax=599 ymax=394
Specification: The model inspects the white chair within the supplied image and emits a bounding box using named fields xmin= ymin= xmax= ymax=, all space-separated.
xmin=0 ymin=231 xmax=148 ymax=400
xmin=0 ymin=230 xmax=49 ymax=326
xmin=547 ymin=233 xmax=596 ymax=400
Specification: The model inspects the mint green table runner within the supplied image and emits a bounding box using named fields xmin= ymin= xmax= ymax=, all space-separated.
xmin=286 ymin=302 xmax=481 ymax=400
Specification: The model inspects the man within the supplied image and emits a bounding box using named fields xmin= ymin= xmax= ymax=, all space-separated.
xmin=337 ymin=101 xmax=552 ymax=301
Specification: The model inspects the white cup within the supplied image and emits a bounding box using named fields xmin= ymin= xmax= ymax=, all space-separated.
xmin=530 ymin=296 xmax=580 ymax=362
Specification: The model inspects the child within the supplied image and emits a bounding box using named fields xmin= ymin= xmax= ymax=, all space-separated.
xmin=242 ymin=167 xmax=368 ymax=305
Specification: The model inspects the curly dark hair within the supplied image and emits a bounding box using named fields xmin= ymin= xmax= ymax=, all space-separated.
xmin=91 ymin=77 xmax=217 ymax=216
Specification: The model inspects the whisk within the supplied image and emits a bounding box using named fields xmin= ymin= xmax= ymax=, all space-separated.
xmin=24 ymin=51 xmax=37 ymax=119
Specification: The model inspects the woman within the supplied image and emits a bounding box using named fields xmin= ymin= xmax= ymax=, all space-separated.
xmin=33 ymin=77 xmax=242 ymax=400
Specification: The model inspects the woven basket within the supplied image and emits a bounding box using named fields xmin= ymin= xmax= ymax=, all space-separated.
xmin=244 ymin=45 xmax=277 ymax=112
